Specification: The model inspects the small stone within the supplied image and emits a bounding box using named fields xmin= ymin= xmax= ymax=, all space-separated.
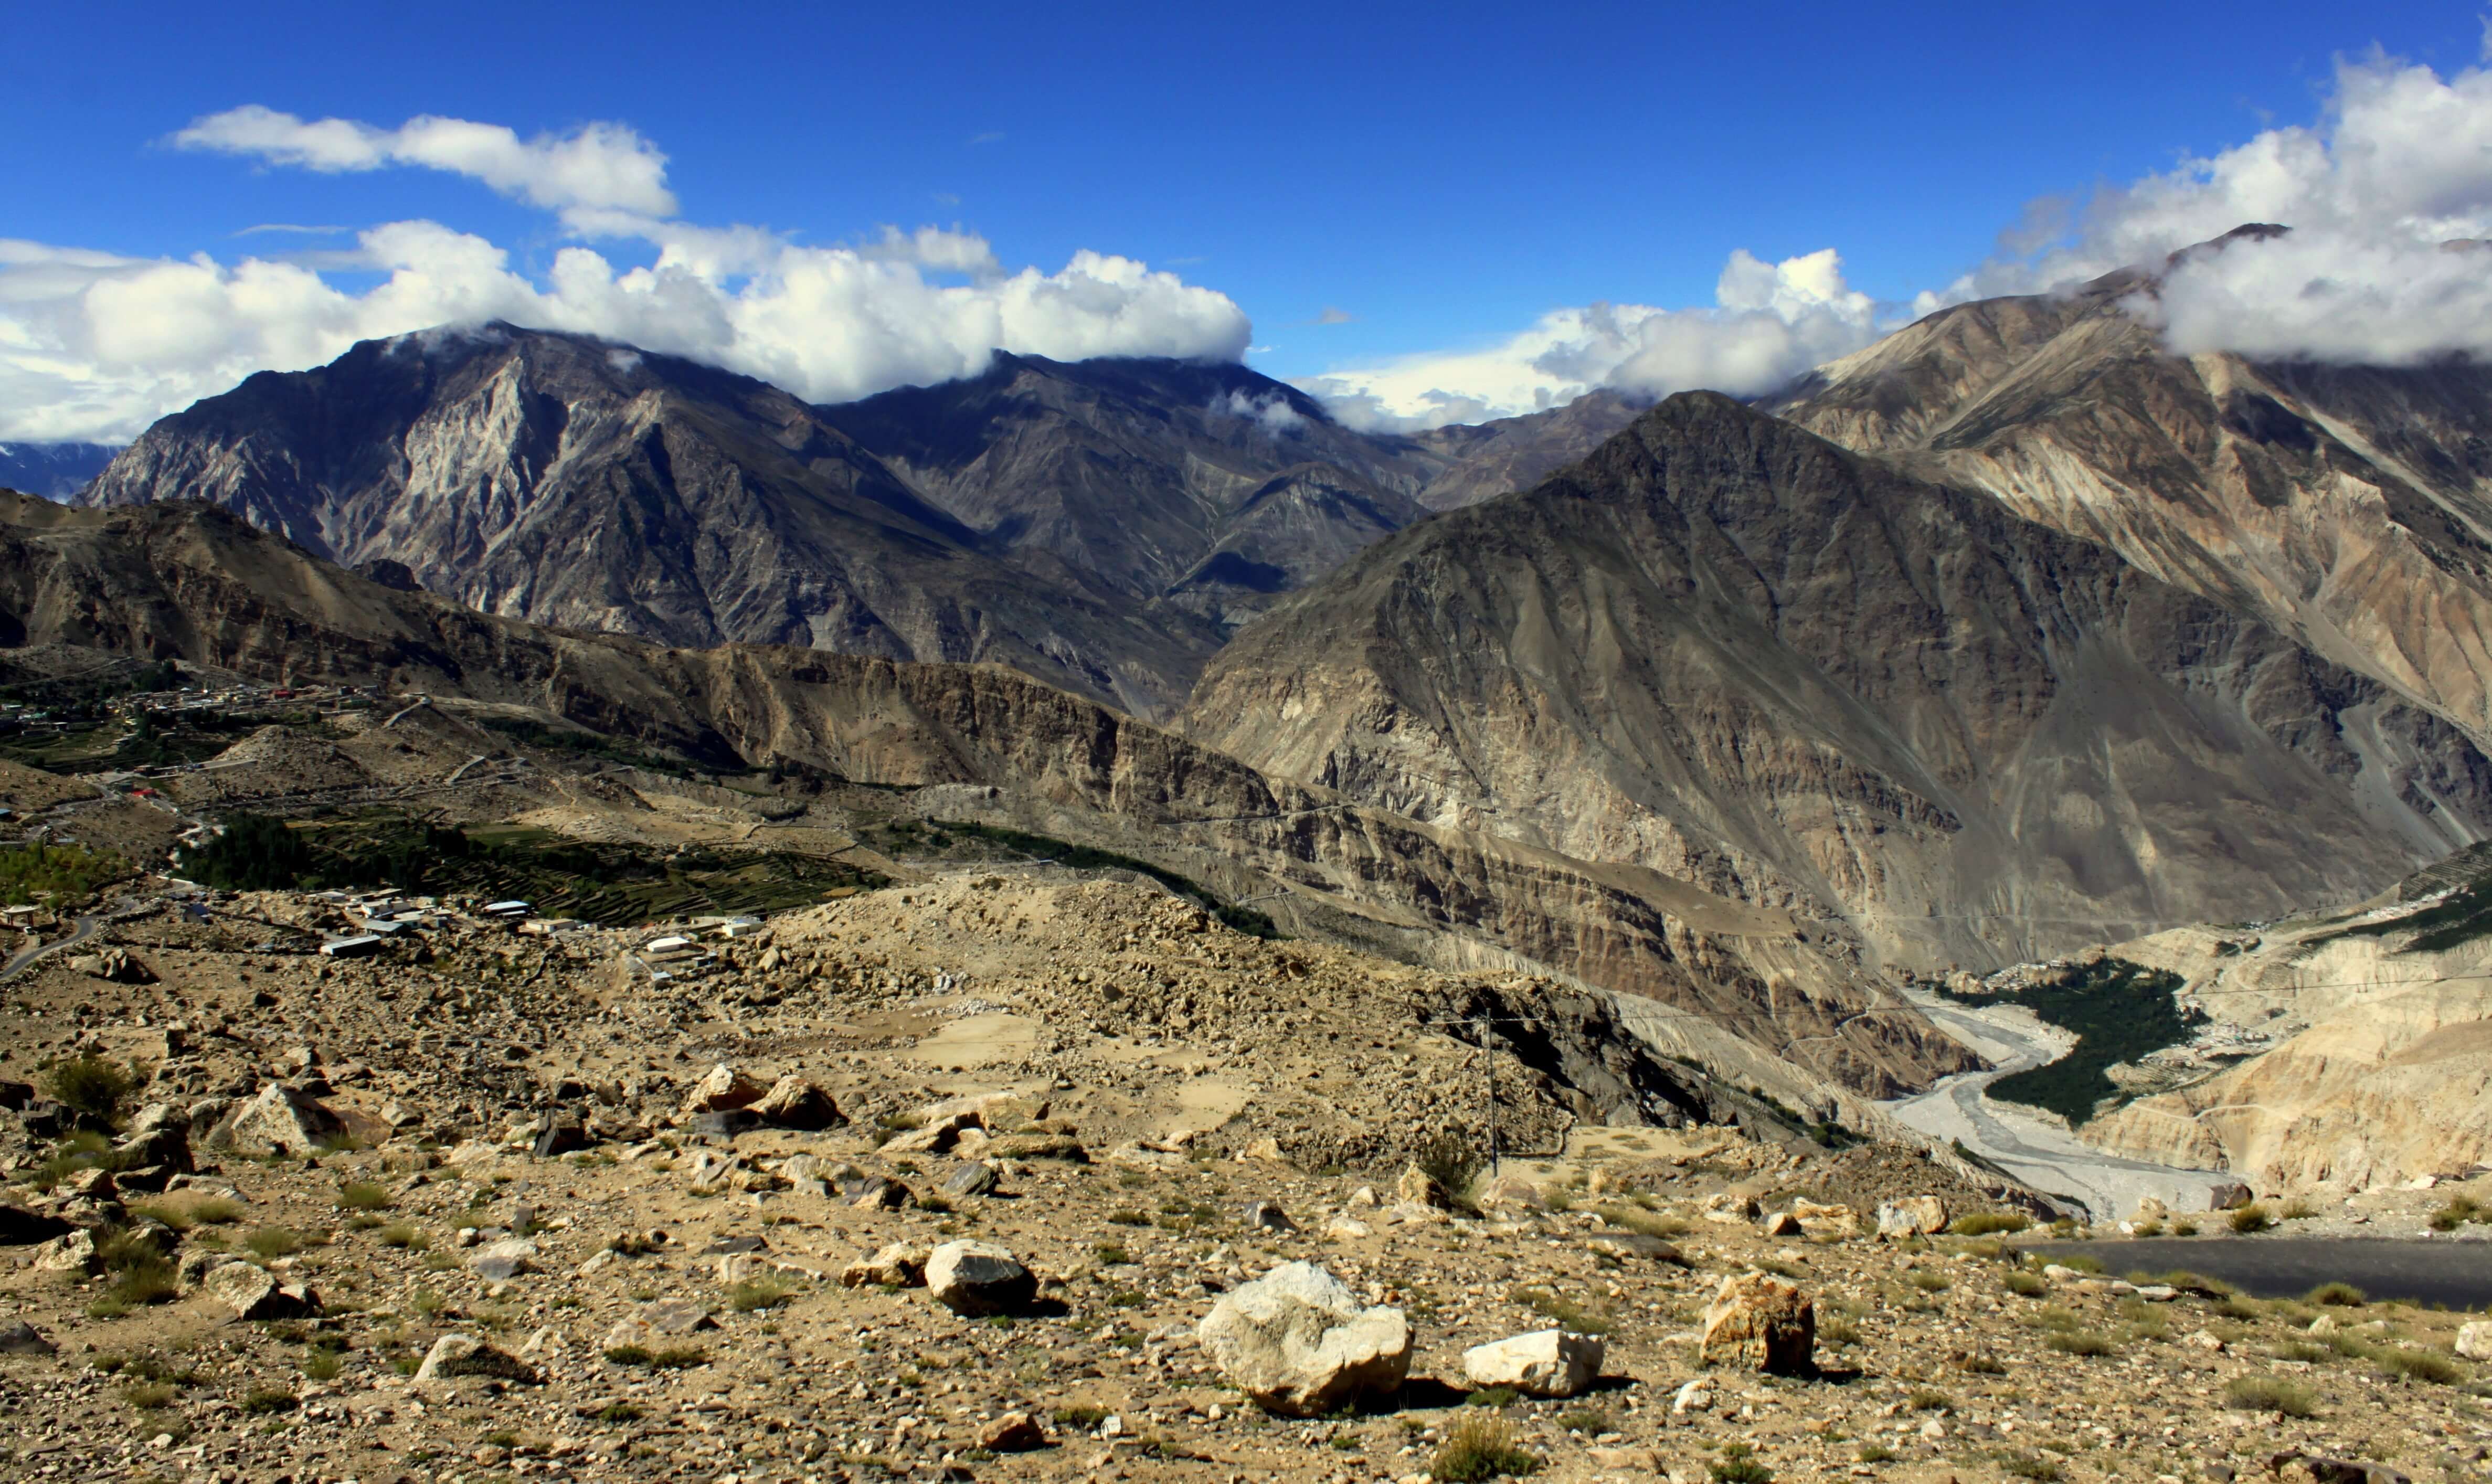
xmin=979 ymin=1412 xmax=1049 ymax=1452
xmin=1243 ymin=1198 xmax=1293 ymax=1231
xmin=414 ymin=1333 xmax=540 ymax=1385
xmin=678 ymin=1063 xmax=767 ymax=1118
xmin=30 ymin=1229 xmax=98 ymax=1274
xmin=840 ymin=1242 xmax=929 ymax=1288
xmin=1875 ymin=1196 xmax=1946 ymax=1237
xmin=468 ymin=1237 xmax=539 ymax=1281
xmin=749 ymin=1073 xmax=843 ymax=1130
xmin=207 ymin=1083 xmax=343 ymax=1157
xmin=943 ymin=1162 xmax=999 ymax=1198
xmin=925 ymin=1239 xmax=1034 ymax=1316
xmin=2456 ymin=1321 xmax=2492 ymax=1361
xmin=1460 ymin=1328 xmax=1603 ymax=1397
xmin=1760 ymin=1211 xmax=1802 ymax=1237
xmin=0 ymin=1319 xmax=54 ymax=1355
xmin=203 ymin=1263 xmax=319 ymax=1320
xmin=1670 ymin=1379 xmax=1714 ymax=1414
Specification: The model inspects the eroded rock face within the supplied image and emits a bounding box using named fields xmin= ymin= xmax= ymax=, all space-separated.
xmin=1460 ymin=1328 xmax=1603 ymax=1397
xmin=1196 ymin=1260 xmax=1412 ymax=1416
xmin=1700 ymin=1273 xmax=1814 ymax=1373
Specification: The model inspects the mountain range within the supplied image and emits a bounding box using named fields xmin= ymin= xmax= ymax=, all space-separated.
xmin=46 ymin=223 xmax=2492 ymax=979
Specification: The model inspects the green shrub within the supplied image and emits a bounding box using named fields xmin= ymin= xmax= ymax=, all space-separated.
xmin=1949 ymin=1212 xmax=2030 ymax=1236
xmin=1998 ymin=1450 xmax=2064 ymax=1481
xmin=121 ymin=1380 xmax=177 ymax=1410
xmin=2376 ymin=1349 xmax=2459 ymax=1385
xmin=0 ymin=842 xmax=123 ymax=905
xmin=2224 ymin=1376 xmax=2316 ymax=1417
xmin=2229 ymin=1204 xmax=2273 ymax=1234
xmin=377 ymin=1223 xmax=427 ymax=1250
xmin=241 ymin=1387 xmax=299 ymax=1415
xmin=243 ymin=1226 xmax=302 ymax=1258
xmin=2003 ymin=1270 xmax=2047 ymax=1297
xmin=1708 ymin=1442 xmax=1772 ymax=1484
xmin=1907 ymin=1271 xmax=1951 ymax=1293
xmin=726 ymin=1279 xmax=793 ymax=1312
xmin=2427 ymin=1194 xmax=2487 ymax=1232
xmin=335 ymin=1182 xmax=390 ymax=1212
xmin=2046 ymin=1332 xmax=2116 ymax=1357
xmin=1431 ymin=1413 xmax=1539 ymax=1481
xmin=1554 ymin=1406 xmax=1611 ymax=1435
xmin=2305 ymin=1282 xmax=2365 ymax=1307
xmin=44 ymin=1056 xmax=136 ymax=1126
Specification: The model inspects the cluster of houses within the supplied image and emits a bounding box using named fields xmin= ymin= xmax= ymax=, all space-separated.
xmin=271 ymin=885 xmax=767 ymax=974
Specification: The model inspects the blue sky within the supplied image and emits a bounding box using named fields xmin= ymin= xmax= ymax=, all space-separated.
xmin=5 ymin=2 xmax=2490 ymax=438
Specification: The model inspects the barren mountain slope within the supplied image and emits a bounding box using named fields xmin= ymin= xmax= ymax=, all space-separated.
xmin=1767 ymin=237 xmax=2492 ymax=749
xmin=816 ymin=354 xmax=1447 ymax=630
xmin=1407 ymin=389 xmax=1650 ymax=511
xmin=0 ymin=490 xmax=1973 ymax=1098
xmin=76 ymin=326 xmax=1233 ymax=716
xmin=1183 ymin=393 xmax=2492 ymax=970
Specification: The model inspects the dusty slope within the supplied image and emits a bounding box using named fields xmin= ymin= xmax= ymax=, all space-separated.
xmin=1183 ymin=393 xmax=2492 ymax=971
xmin=0 ymin=490 xmax=1974 ymax=1098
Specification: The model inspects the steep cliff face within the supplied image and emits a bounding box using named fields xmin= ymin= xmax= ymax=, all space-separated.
xmin=0 ymin=490 xmax=1975 ymax=1098
xmin=1182 ymin=393 xmax=2492 ymax=970
xmin=1767 ymin=250 xmax=2492 ymax=751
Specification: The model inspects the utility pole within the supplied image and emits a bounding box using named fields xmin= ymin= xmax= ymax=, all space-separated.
xmin=1476 ymin=1014 xmax=1499 ymax=1177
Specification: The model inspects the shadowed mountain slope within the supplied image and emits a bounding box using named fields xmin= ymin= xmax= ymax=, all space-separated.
xmin=1182 ymin=392 xmax=2492 ymax=970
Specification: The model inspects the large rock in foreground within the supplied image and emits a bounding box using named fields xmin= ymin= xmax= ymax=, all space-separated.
xmin=1700 ymin=1273 xmax=1814 ymax=1373
xmin=208 ymin=1084 xmax=342 ymax=1156
xmin=924 ymin=1240 xmax=1034 ymax=1316
xmin=1461 ymin=1328 xmax=1603 ymax=1397
xmin=1197 ymin=1260 xmax=1411 ymax=1416
xmin=413 ymin=1333 xmax=540 ymax=1385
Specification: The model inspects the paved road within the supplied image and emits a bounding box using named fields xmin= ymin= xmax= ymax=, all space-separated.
xmin=2028 ymin=1237 xmax=2492 ymax=1307
xmin=1881 ymin=989 xmax=2233 ymax=1222
xmin=0 ymin=912 xmax=104 ymax=980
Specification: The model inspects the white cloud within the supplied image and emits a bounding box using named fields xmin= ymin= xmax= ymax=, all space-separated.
xmin=175 ymin=106 xmax=678 ymax=220
xmin=1925 ymin=52 xmax=2492 ymax=365
xmin=1301 ymin=248 xmax=1885 ymax=432
xmin=1309 ymin=50 xmax=2492 ymax=431
xmin=0 ymin=110 xmax=1252 ymax=441
xmin=1215 ymin=388 xmax=1306 ymax=433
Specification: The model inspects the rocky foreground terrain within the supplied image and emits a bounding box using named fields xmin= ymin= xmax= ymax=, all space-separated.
xmin=1 ymin=865 xmax=2486 ymax=1484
